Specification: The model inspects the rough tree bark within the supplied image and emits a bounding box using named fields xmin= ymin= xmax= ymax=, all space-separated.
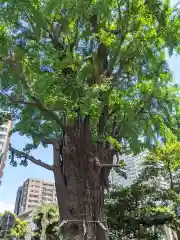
xmin=176 ymin=231 xmax=180 ymax=240
xmin=52 ymin=24 xmax=112 ymax=239
xmin=8 ymin=91 xmax=114 ymax=240
xmin=52 ymin=124 xmax=113 ymax=240
xmin=9 ymin=113 xmax=115 ymax=240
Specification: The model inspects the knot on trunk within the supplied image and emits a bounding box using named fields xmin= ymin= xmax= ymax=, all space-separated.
xmin=88 ymin=156 xmax=101 ymax=176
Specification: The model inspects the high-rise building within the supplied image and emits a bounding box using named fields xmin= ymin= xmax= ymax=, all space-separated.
xmin=110 ymin=152 xmax=146 ymax=187
xmin=14 ymin=178 xmax=57 ymax=215
xmin=0 ymin=121 xmax=12 ymax=185
xmin=110 ymin=151 xmax=170 ymax=189
xmin=14 ymin=186 xmax=23 ymax=216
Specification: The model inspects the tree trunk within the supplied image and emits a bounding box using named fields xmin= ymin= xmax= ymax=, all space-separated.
xmin=53 ymin=135 xmax=110 ymax=240
xmin=176 ymin=231 xmax=180 ymax=240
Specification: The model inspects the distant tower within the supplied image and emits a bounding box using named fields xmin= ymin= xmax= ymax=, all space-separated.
xmin=110 ymin=152 xmax=146 ymax=187
xmin=14 ymin=186 xmax=23 ymax=215
xmin=0 ymin=121 xmax=12 ymax=185
xmin=14 ymin=178 xmax=57 ymax=215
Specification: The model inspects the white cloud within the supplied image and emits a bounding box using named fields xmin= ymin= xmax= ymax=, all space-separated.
xmin=0 ymin=202 xmax=14 ymax=213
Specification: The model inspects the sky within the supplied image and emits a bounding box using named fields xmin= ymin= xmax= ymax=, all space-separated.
xmin=0 ymin=134 xmax=54 ymax=212
xmin=0 ymin=0 xmax=180 ymax=213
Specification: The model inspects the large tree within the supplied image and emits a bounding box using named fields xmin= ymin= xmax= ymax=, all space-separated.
xmin=0 ymin=0 xmax=180 ymax=239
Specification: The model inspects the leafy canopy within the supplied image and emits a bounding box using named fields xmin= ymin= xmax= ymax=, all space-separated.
xmin=33 ymin=204 xmax=62 ymax=240
xmin=137 ymin=140 xmax=180 ymax=235
xmin=0 ymin=0 xmax=180 ymax=159
xmin=106 ymin=140 xmax=180 ymax=239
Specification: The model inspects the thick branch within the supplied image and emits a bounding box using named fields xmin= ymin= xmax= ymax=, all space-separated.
xmin=42 ymin=139 xmax=59 ymax=145
xmin=100 ymin=164 xmax=122 ymax=168
xmin=3 ymin=57 xmax=67 ymax=131
xmin=30 ymin=95 xmax=66 ymax=129
xmin=98 ymin=102 xmax=108 ymax=135
xmin=9 ymin=145 xmax=53 ymax=171
xmin=0 ymin=92 xmax=40 ymax=107
xmin=0 ymin=91 xmax=72 ymax=134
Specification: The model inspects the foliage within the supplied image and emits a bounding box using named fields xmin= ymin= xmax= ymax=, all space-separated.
xmin=10 ymin=217 xmax=28 ymax=239
xmin=138 ymin=140 xmax=180 ymax=236
xmin=0 ymin=211 xmax=28 ymax=239
xmin=106 ymin=184 xmax=175 ymax=239
xmin=33 ymin=204 xmax=62 ymax=240
xmin=0 ymin=112 xmax=11 ymax=126
xmin=0 ymin=0 xmax=179 ymax=162
xmin=1 ymin=1 xmax=180 ymax=238
xmin=106 ymin=141 xmax=180 ymax=239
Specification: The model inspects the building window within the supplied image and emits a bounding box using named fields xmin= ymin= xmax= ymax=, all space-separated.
xmin=0 ymin=135 xmax=6 ymax=140
xmin=29 ymin=194 xmax=39 ymax=198
xmin=31 ymin=189 xmax=39 ymax=193
xmin=28 ymin=205 xmax=34 ymax=208
xmin=29 ymin=199 xmax=39 ymax=203
xmin=43 ymin=193 xmax=53 ymax=197
xmin=0 ymin=127 xmax=7 ymax=132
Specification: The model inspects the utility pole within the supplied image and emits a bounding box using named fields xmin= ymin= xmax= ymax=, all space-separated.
xmin=0 ymin=213 xmax=15 ymax=239
xmin=4 ymin=214 xmax=10 ymax=240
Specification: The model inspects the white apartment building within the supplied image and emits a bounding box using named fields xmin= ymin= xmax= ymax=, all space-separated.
xmin=0 ymin=121 xmax=12 ymax=185
xmin=110 ymin=152 xmax=146 ymax=187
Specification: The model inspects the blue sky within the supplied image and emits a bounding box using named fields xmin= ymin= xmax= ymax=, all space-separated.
xmin=0 ymin=134 xmax=54 ymax=211
xmin=0 ymin=0 xmax=180 ymax=212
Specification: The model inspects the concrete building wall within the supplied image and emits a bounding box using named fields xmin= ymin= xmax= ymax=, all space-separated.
xmin=0 ymin=121 xmax=12 ymax=185
xmin=14 ymin=186 xmax=23 ymax=215
xmin=15 ymin=178 xmax=57 ymax=215
xmin=110 ymin=152 xmax=146 ymax=187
